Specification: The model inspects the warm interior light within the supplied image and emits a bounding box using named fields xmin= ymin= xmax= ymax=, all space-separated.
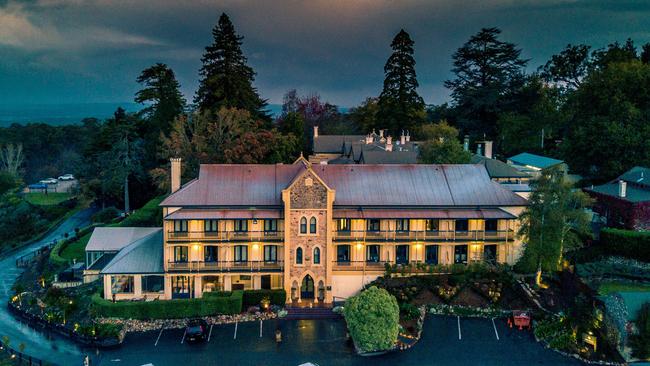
xmin=253 ymin=244 xmax=259 ymax=249
xmin=356 ymin=243 xmax=363 ymax=249
xmin=193 ymin=244 xmax=200 ymax=250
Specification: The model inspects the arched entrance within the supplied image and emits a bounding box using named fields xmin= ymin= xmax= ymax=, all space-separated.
xmin=301 ymin=275 xmax=315 ymax=299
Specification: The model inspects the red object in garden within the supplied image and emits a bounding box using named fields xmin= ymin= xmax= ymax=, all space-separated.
xmin=508 ymin=310 xmax=531 ymax=330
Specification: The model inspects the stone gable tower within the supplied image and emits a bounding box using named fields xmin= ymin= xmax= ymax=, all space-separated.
xmin=282 ymin=166 xmax=335 ymax=304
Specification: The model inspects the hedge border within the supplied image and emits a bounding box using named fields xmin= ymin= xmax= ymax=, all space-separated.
xmin=91 ymin=291 xmax=244 ymax=319
xmin=599 ymin=228 xmax=650 ymax=262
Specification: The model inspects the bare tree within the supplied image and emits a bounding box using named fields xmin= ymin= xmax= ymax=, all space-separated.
xmin=0 ymin=144 xmax=24 ymax=175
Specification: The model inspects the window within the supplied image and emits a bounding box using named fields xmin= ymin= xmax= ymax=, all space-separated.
xmin=396 ymin=219 xmax=409 ymax=232
xmin=337 ymin=245 xmax=350 ymax=263
xmin=367 ymin=245 xmax=380 ymax=262
xmin=296 ymin=247 xmax=303 ymax=264
xmin=171 ymin=276 xmax=192 ymax=298
xmin=234 ymin=245 xmax=248 ymax=262
xmin=300 ymin=217 xmax=307 ymax=234
xmin=454 ymin=245 xmax=468 ymax=264
xmin=313 ymin=247 xmax=321 ymax=264
xmin=425 ymin=245 xmax=438 ymax=265
xmin=367 ymin=219 xmax=380 ymax=232
xmin=264 ymin=219 xmax=278 ymax=232
xmin=111 ymin=275 xmax=134 ymax=294
xmin=141 ymin=275 xmax=164 ymax=293
xmin=337 ymin=219 xmax=351 ymax=232
xmin=204 ymin=246 xmax=218 ymax=262
xmin=396 ymin=245 xmax=409 ymax=265
xmin=426 ymin=219 xmax=439 ymax=231
xmin=264 ymin=245 xmax=277 ymax=262
xmin=234 ymin=220 xmax=248 ymax=232
xmin=309 ymin=217 xmax=317 ymax=234
xmin=174 ymin=246 xmax=188 ymax=262
xmin=202 ymin=276 xmax=221 ymax=293
xmin=455 ymin=219 xmax=469 ymax=232
xmin=174 ymin=220 xmax=188 ymax=232
xmin=485 ymin=219 xmax=498 ymax=232
xmin=205 ymin=219 xmax=218 ymax=232
xmin=484 ymin=245 xmax=497 ymax=264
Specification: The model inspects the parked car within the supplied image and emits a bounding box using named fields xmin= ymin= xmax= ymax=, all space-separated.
xmin=185 ymin=319 xmax=209 ymax=343
xmin=58 ymin=174 xmax=75 ymax=181
xmin=39 ymin=178 xmax=58 ymax=184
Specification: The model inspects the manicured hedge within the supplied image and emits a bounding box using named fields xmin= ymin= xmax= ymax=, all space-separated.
xmin=91 ymin=290 xmax=243 ymax=319
xmin=600 ymin=228 xmax=650 ymax=262
xmin=242 ymin=289 xmax=286 ymax=307
xmin=118 ymin=196 xmax=165 ymax=227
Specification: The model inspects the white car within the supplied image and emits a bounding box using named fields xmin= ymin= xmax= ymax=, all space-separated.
xmin=39 ymin=178 xmax=58 ymax=185
xmin=58 ymin=174 xmax=75 ymax=181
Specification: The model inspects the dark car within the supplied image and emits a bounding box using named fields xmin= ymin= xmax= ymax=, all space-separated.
xmin=185 ymin=319 xmax=209 ymax=343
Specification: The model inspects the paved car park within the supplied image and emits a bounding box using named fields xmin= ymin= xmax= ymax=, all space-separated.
xmin=92 ymin=316 xmax=583 ymax=366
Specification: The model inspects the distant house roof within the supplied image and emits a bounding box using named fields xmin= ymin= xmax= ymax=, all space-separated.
xmin=161 ymin=163 xmax=528 ymax=208
xmin=585 ymin=166 xmax=650 ymax=203
xmin=508 ymin=153 xmax=564 ymax=169
xmin=470 ymin=155 xmax=530 ymax=179
xmin=101 ymin=230 xmax=163 ymax=275
xmin=313 ymin=135 xmax=366 ymax=153
xmin=85 ymin=227 xmax=162 ymax=252
xmin=618 ymin=166 xmax=650 ymax=188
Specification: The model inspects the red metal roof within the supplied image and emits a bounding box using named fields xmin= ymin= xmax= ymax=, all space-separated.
xmin=332 ymin=208 xmax=515 ymax=219
xmin=160 ymin=163 xmax=528 ymax=208
xmin=166 ymin=209 xmax=282 ymax=220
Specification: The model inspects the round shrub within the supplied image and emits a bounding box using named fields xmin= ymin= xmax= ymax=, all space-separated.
xmin=344 ymin=286 xmax=399 ymax=353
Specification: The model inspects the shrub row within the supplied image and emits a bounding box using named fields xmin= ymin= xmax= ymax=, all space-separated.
xmin=118 ymin=196 xmax=165 ymax=227
xmin=242 ymin=289 xmax=286 ymax=307
xmin=599 ymin=228 xmax=650 ymax=262
xmin=49 ymin=224 xmax=100 ymax=266
xmin=91 ymin=291 xmax=243 ymax=319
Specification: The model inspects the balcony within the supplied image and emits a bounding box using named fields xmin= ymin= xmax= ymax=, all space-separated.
xmin=167 ymin=230 xmax=284 ymax=242
xmin=333 ymin=230 xmax=513 ymax=242
xmin=167 ymin=260 xmax=284 ymax=272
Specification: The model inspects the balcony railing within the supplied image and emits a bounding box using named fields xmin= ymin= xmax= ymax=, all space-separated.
xmin=167 ymin=231 xmax=284 ymax=241
xmin=167 ymin=260 xmax=284 ymax=272
xmin=333 ymin=230 xmax=513 ymax=241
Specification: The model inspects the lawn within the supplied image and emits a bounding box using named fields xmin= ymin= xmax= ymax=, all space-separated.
xmin=598 ymin=281 xmax=650 ymax=296
xmin=59 ymin=232 xmax=91 ymax=262
xmin=24 ymin=192 xmax=72 ymax=206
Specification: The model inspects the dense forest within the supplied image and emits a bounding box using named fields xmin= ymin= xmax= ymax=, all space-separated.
xmin=1 ymin=14 xmax=649 ymax=213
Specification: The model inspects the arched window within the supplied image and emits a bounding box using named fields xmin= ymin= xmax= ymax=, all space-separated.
xmin=309 ymin=217 xmax=317 ymax=234
xmin=300 ymin=217 xmax=307 ymax=234
xmin=296 ymin=247 xmax=303 ymax=264
xmin=313 ymin=247 xmax=321 ymax=264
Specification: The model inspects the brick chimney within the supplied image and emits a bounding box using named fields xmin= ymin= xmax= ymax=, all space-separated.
xmin=313 ymin=125 xmax=319 ymax=138
xmin=618 ymin=180 xmax=627 ymax=198
xmin=463 ymin=135 xmax=469 ymax=151
xmin=170 ymin=158 xmax=182 ymax=193
xmin=484 ymin=141 xmax=493 ymax=159
xmin=405 ymin=131 xmax=410 ymax=142
xmin=386 ymin=136 xmax=393 ymax=151
xmin=365 ymin=134 xmax=373 ymax=144
xmin=379 ymin=129 xmax=384 ymax=138
xmin=400 ymin=130 xmax=406 ymax=145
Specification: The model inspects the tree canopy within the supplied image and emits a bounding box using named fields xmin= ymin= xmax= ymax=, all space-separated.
xmin=344 ymin=286 xmax=399 ymax=353
xmin=195 ymin=13 xmax=267 ymax=120
xmin=445 ymin=27 xmax=528 ymax=139
xmin=377 ymin=29 xmax=425 ymax=135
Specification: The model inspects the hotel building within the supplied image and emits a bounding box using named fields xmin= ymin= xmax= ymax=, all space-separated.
xmin=92 ymin=157 xmax=528 ymax=304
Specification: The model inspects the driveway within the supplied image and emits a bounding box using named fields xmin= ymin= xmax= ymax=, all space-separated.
xmin=0 ymin=207 xmax=96 ymax=366
xmin=94 ymin=316 xmax=583 ymax=366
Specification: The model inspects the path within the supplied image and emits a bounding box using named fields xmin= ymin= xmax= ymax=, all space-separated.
xmin=0 ymin=207 xmax=96 ymax=365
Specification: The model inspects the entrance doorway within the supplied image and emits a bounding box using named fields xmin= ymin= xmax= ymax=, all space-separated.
xmin=301 ymin=275 xmax=314 ymax=299
xmin=261 ymin=275 xmax=271 ymax=290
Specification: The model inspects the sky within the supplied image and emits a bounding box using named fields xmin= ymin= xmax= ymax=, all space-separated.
xmin=0 ymin=0 xmax=649 ymax=108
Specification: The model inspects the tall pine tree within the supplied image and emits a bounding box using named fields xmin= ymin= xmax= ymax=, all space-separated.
xmin=195 ymin=13 xmax=268 ymax=120
xmin=445 ymin=27 xmax=527 ymax=139
xmin=377 ymin=29 xmax=425 ymax=135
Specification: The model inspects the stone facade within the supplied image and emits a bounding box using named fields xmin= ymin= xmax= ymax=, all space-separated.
xmin=283 ymin=169 xmax=333 ymax=303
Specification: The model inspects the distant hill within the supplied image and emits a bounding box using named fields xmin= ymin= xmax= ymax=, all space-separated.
xmin=0 ymin=103 xmax=349 ymax=126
